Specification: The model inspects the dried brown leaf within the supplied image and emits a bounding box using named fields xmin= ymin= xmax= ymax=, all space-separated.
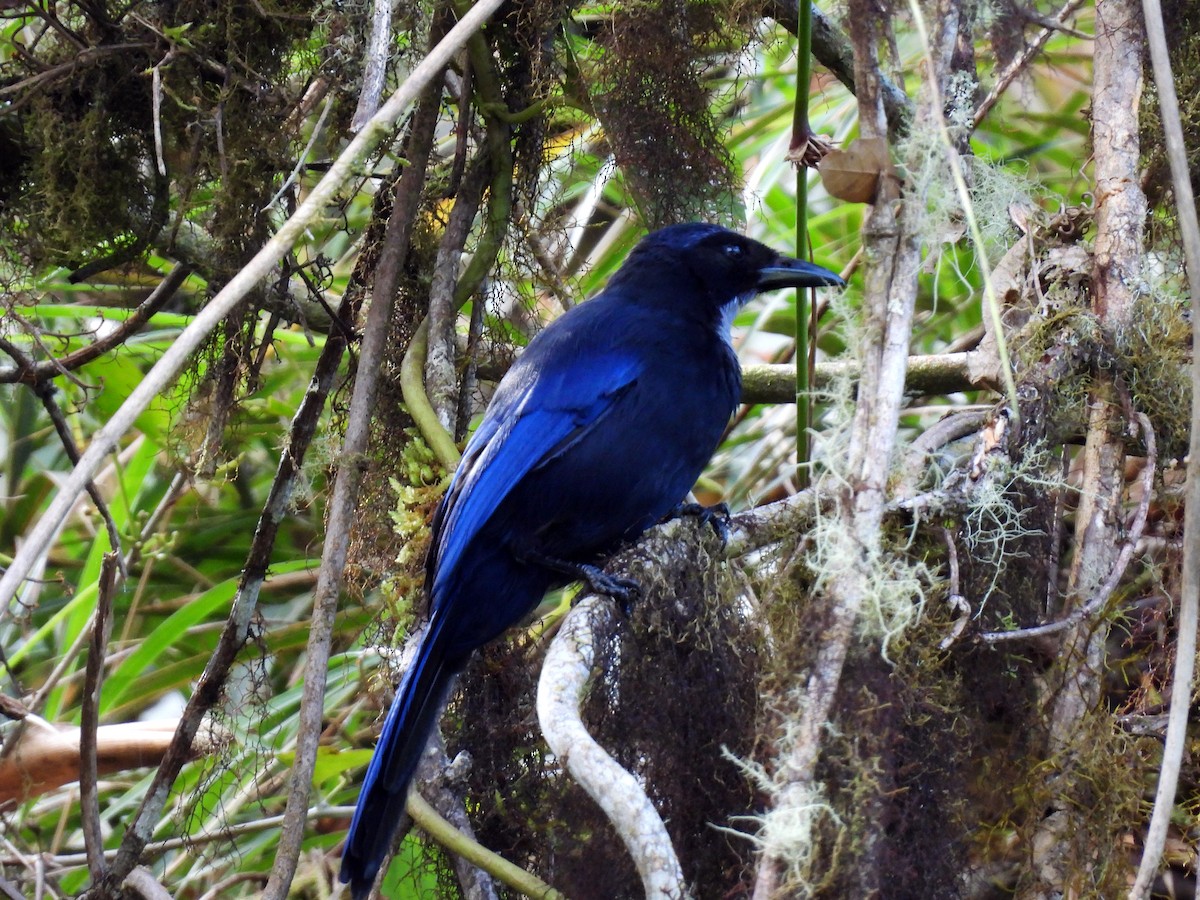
xmin=818 ymin=137 xmax=893 ymax=203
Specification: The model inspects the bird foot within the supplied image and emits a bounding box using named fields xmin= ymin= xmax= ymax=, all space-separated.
xmin=517 ymin=547 xmax=642 ymax=613
xmin=669 ymin=501 xmax=732 ymax=543
xmin=575 ymin=564 xmax=641 ymax=615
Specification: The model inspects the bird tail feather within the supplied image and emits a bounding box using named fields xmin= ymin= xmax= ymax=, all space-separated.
xmin=340 ymin=617 xmax=458 ymax=899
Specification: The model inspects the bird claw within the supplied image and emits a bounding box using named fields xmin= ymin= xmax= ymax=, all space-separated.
xmin=576 ymin=565 xmax=641 ymax=615
xmin=670 ymin=501 xmax=732 ymax=543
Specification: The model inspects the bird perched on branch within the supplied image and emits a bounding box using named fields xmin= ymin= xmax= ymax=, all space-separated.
xmin=340 ymin=222 xmax=843 ymax=897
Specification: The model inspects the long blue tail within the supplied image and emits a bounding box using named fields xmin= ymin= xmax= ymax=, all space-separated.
xmin=340 ymin=618 xmax=458 ymax=899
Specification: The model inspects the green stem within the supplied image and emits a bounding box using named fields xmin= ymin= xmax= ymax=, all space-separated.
xmin=479 ymin=95 xmax=563 ymax=125
xmin=401 ymin=318 xmax=463 ymax=470
xmin=794 ymin=0 xmax=814 ymax=489
xmin=407 ymin=792 xmax=565 ymax=898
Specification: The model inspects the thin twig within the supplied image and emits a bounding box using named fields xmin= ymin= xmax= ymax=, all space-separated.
xmin=0 ymin=337 xmax=125 ymax=578
xmin=0 ymin=0 xmax=512 ymax=613
xmin=263 ymin=95 xmax=335 ymax=211
xmin=194 ymin=872 xmax=269 ymax=900
xmin=80 ymin=553 xmax=120 ymax=884
xmin=262 ymin=32 xmax=449 ymax=898
xmin=1129 ymin=0 xmax=1200 ymax=892
xmin=40 ymin=807 xmax=354 ymax=870
xmin=972 ymin=0 xmax=1088 ymax=129
xmin=0 ymin=265 xmax=191 ymax=385
xmin=0 ymin=830 xmax=60 ymax=900
xmin=17 ymin=605 xmax=97 ymax=727
xmin=980 ymin=413 xmax=1157 ymax=644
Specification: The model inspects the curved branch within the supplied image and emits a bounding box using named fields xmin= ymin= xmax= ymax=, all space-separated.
xmin=537 ymin=593 xmax=693 ymax=900
xmin=401 ymin=318 xmax=464 ymax=471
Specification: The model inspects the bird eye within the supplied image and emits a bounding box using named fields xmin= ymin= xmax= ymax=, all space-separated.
xmin=723 ymin=243 xmax=744 ymax=259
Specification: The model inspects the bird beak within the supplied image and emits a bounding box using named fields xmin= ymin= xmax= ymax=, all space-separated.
xmin=756 ymin=257 xmax=844 ymax=291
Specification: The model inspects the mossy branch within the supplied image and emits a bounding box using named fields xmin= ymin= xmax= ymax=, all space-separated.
xmin=0 ymin=0 xmax=512 ymax=615
xmin=537 ymin=591 xmax=694 ymax=900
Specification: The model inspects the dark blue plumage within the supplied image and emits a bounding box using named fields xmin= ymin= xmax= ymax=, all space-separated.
xmin=340 ymin=222 xmax=842 ymax=897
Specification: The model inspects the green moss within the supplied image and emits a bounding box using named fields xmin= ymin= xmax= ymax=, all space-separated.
xmin=1 ymin=0 xmax=334 ymax=271
xmin=1115 ymin=289 xmax=1192 ymax=460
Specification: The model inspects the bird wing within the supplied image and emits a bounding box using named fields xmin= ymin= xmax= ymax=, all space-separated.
xmin=426 ymin=346 xmax=642 ymax=597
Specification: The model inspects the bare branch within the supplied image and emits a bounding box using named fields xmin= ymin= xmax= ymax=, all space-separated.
xmin=1130 ymin=0 xmax=1200 ymax=890
xmin=80 ymin=553 xmax=120 ymax=883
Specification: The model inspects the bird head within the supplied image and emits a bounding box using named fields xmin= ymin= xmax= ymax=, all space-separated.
xmin=617 ymin=223 xmax=843 ymax=317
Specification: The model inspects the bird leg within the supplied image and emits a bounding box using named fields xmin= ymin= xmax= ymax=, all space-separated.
xmin=667 ymin=501 xmax=732 ymax=542
xmin=516 ymin=547 xmax=642 ymax=611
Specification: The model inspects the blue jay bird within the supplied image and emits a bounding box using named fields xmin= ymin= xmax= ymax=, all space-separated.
xmin=340 ymin=222 xmax=842 ymax=897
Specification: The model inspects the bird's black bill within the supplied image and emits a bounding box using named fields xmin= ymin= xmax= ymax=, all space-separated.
xmin=757 ymin=257 xmax=844 ymax=291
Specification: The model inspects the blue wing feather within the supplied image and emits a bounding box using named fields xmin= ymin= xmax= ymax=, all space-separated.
xmin=428 ymin=345 xmax=642 ymax=603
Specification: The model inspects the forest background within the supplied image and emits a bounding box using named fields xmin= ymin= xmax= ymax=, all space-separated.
xmin=0 ymin=0 xmax=1197 ymax=897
